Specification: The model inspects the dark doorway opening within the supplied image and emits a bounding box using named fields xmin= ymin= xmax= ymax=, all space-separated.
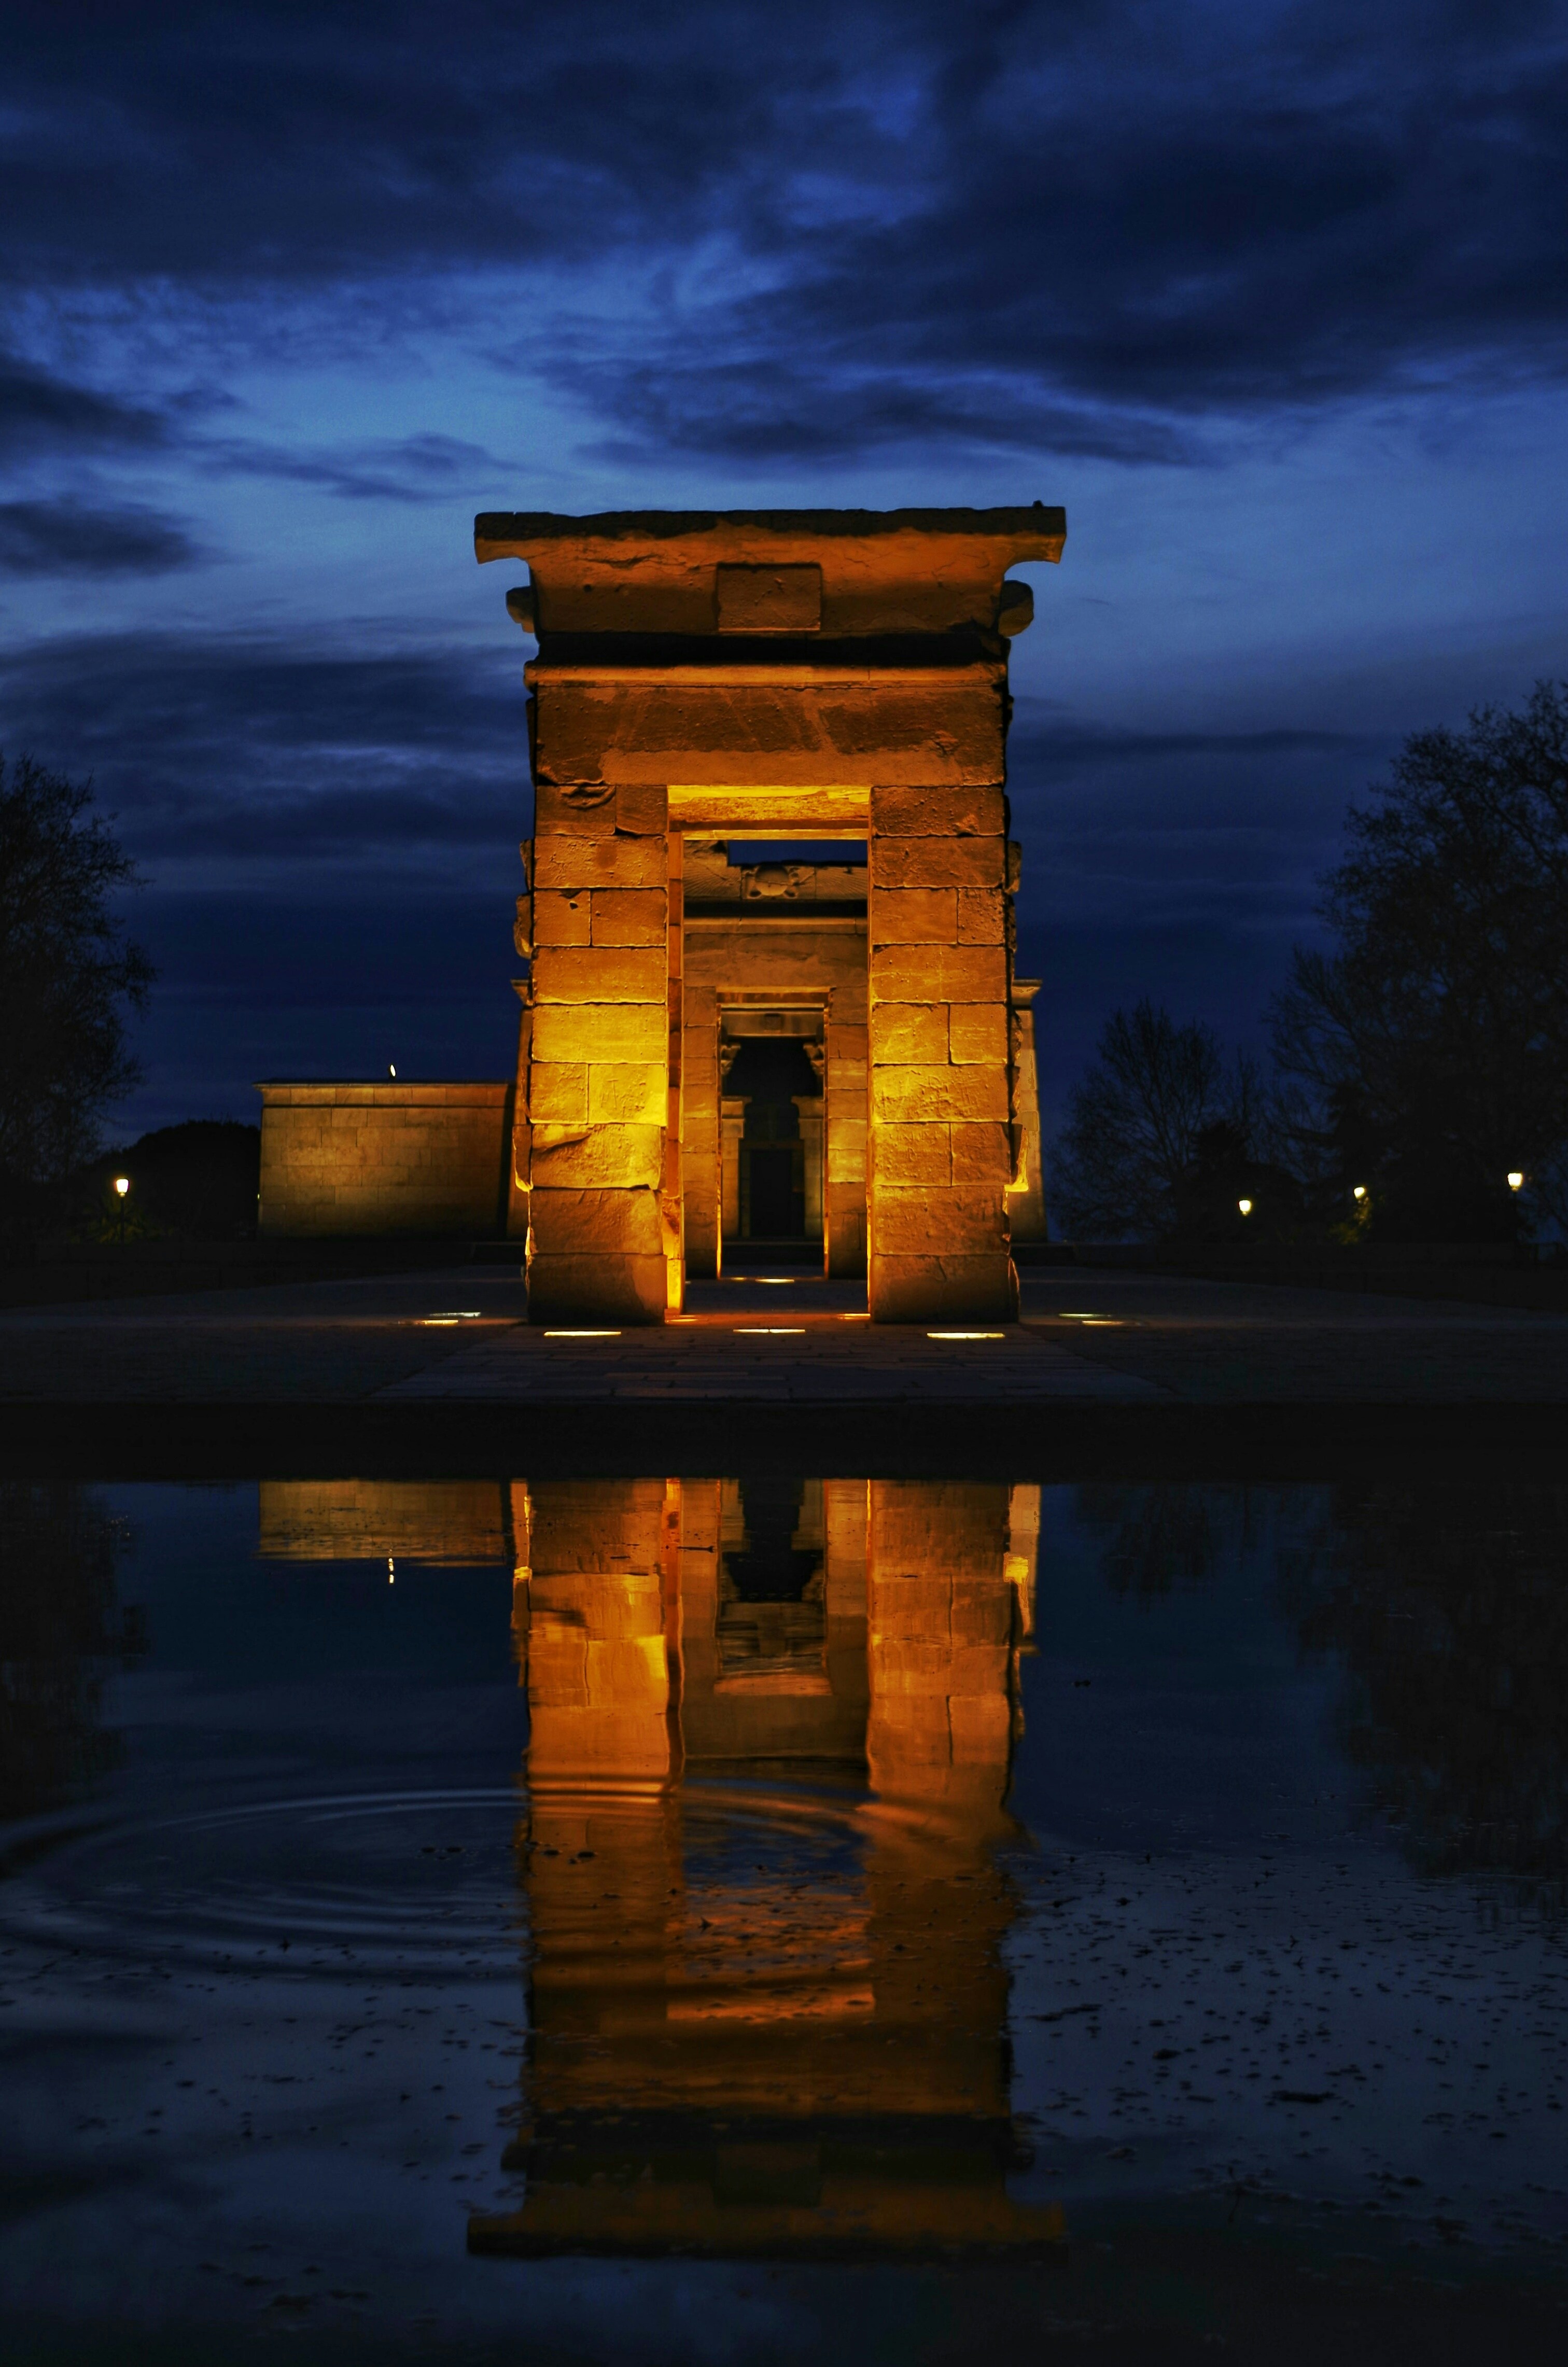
xmin=725 ymin=1037 xmax=820 ymax=1243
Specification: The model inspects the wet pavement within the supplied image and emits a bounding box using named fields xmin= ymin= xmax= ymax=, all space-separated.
xmin=3 ymin=1472 xmax=1567 ymax=2361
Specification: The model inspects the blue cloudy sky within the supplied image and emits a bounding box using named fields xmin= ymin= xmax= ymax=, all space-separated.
xmin=3 ymin=0 xmax=1565 ymax=1137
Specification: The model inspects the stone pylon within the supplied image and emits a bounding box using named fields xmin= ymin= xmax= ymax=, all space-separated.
xmin=479 ymin=507 xmax=1065 ymax=1323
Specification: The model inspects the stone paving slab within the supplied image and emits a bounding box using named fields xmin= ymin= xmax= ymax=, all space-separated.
xmin=381 ymin=1308 xmax=1157 ymax=1404
xmin=0 ymin=1260 xmax=1564 ymax=1414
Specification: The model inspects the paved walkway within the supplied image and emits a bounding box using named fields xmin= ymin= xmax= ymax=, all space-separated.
xmin=0 ymin=1261 xmax=1564 ymax=1412
xmin=1016 ymin=1268 xmax=1568 ymax=1404
xmin=386 ymin=1279 xmax=1155 ymax=1404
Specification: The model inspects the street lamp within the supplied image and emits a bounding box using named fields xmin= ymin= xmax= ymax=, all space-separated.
xmin=113 ymin=1174 xmax=130 ymax=1244
xmin=1237 ymin=1197 xmax=1253 ymax=1216
xmin=1352 ymin=1184 xmax=1367 ymax=1202
xmin=1507 ymin=1171 xmax=1525 ymax=1192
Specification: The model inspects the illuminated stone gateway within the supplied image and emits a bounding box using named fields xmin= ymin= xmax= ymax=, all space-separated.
xmin=259 ymin=507 xmax=1061 ymax=1322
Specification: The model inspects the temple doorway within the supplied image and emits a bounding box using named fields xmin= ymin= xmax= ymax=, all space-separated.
xmin=719 ymin=1011 xmax=825 ymax=1264
xmin=725 ymin=1036 xmax=819 ymax=1242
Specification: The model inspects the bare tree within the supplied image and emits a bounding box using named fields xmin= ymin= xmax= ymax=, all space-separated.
xmin=1049 ymin=998 xmax=1264 ymax=1238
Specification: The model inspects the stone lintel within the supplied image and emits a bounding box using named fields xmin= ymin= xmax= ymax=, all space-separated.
xmin=478 ymin=506 xmax=1065 ymax=639
xmin=667 ymin=785 xmax=870 ymax=833
xmin=531 ymin=677 xmax=1008 ymax=791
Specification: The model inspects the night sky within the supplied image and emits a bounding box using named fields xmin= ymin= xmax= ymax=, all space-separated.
xmin=4 ymin=2 xmax=1565 ymax=1139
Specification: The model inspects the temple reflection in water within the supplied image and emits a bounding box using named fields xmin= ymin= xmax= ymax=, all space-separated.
xmin=259 ymin=1474 xmax=1062 ymax=2256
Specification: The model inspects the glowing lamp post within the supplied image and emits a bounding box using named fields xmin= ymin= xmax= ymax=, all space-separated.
xmin=1237 ymin=1197 xmax=1253 ymax=1217
xmin=1507 ymin=1171 xmax=1525 ymax=1192
xmin=1352 ymin=1184 xmax=1367 ymax=1203
xmin=113 ymin=1174 xmax=130 ymax=1244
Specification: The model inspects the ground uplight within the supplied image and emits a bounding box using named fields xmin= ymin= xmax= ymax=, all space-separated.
xmin=734 ymin=1326 xmax=806 ymax=1335
xmin=927 ymin=1330 xmax=1004 ymax=1340
xmin=543 ymin=1329 xmax=622 ymax=1338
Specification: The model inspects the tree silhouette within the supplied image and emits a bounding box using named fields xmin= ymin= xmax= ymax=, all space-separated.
xmin=1271 ymin=682 xmax=1568 ymax=1240
xmin=1048 ymin=998 xmax=1275 ymax=1238
xmin=0 ymin=751 xmax=153 ymax=1245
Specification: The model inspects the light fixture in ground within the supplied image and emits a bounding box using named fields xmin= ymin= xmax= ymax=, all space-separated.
xmin=734 ymin=1326 xmax=805 ymax=1335
xmin=543 ymin=1329 xmax=622 ymax=1338
xmin=927 ymin=1330 xmax=1005 ymax=1340
xmin=1508 ymin=1171 xmax=1525 ymax=1191
xmin=1238 ymin=1197 xmax=1254 ymax=1215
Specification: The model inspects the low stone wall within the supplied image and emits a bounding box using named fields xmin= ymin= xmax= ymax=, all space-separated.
xmin=257 ymin=1082 xmax=513 ymax=1237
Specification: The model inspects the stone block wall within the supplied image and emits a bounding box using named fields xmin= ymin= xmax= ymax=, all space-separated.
xmin=825 ymin=990 xmax=869 ymax=1278
xmin=866 ymin=788 xmax=1017 ymax=1321
xmin=525 ymin=783 xmax=671 ymax=1322
xmin=257 ymin=1082 xmax=511 ymax=1236
xmin=1008 ymin=982 xmax=1047 ymax=1240
xmin=865 ymin=1479 xmax=1017 ymax=1823
xmin=520 ymin=1476 xmax=677 ymax=1786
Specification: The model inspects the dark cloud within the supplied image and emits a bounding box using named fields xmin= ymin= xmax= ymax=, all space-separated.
xmin=1002 ymin=703 xmax=1380 ymax=943
xmin=0 ymin=623 xmax=529 ymax=1127
xmin=570 ymin=359 xmax=1194 ymax=467
xmin=202 ymin=431 xmax=503 ymax=503
xmin=0 ymin=630 xmax=530 ymax=863
xmin=1010 ymin=722 xmax=1368 ymax=767
xmin=0 ymin=355 xmax=170 ymax=459
xmin=4 ymin=4 xmax=1566 ymax=463
xmin=0 ymin=498 xmax=202 ymax=576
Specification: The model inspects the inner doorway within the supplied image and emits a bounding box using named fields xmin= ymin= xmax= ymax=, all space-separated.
xmin=729 ymin=1037 xmax=815 ymax=1241
xmin=719 ymin=1012 xmax=824 ymax=1267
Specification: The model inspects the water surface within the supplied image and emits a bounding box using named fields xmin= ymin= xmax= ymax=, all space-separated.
xmin=3 ymin=1474 xmax=1566 ymax=2361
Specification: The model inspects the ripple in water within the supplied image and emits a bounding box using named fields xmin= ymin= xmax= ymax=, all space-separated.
xmin=0 ymin=1787 xmax=530 ymax=1979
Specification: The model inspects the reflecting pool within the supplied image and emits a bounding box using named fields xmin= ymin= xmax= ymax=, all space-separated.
xmin=3 ymin=1475 xmax=1567 ymax=2361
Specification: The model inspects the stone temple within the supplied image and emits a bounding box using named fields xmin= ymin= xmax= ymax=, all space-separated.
xmin=258 ymin=506 xmax=1062 ymax=1322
